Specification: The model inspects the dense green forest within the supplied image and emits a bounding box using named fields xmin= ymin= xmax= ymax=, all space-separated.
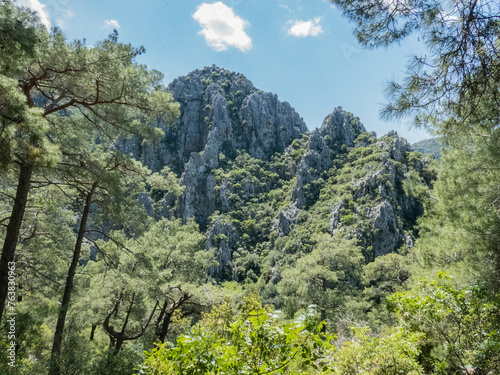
xmin=1 ymin=0 xmax=499 ymax=374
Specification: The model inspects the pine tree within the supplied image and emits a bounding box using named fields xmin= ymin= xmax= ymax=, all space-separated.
xmin=0 ymin=1 xmax=179 ymax=318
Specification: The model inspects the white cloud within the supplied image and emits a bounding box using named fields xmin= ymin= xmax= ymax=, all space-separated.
xmin=287 ymin=17 xmax=323 ymax=37
xmin=279 ymin=4 xmax=292 ymax=12
xmin=103 ymin=19 xmax=121 ymax=29
xmin=15 ymin=0 xmax=51 ymax=29
xmin=193 ymin=2 xmax=252 ymax=52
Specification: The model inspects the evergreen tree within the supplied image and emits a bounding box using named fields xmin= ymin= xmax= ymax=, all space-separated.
xmin=330 ymin=0 xmax=500 ymax=129
xmin=77 ymin=218 xmax=212 ymax=357
xmin=278 ymin=235 xmax=363 ymax=326
xmin=0 ymin=1 xmax=179 ymax=318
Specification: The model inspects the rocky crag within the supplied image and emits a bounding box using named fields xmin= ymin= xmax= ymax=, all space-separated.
xmin=122 ymin=65 xmax=307 ymax=229
xmin=124 ymin=66 xmax=433 ymax=282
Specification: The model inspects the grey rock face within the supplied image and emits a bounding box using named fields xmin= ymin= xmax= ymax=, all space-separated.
xmin=179 ymin=67 xmax=306 ymax=227
xmin=369 ymin=200 xmax=400 ymax=257
xmin=329 ymin=200 xmax=345 ymax=234
xmin=277 ymin=204 xmax=299 ymax=237
xmin=206 ymin=218 xmax=239 ymax=277
xmin=120 ymin=67 xmax=428 ymax=275
xmin=319 ymin=107 xmax=366 ymax=150
xmin=137 ymin=192 xmax=154 ymax=217
xmin=375 ymin=131 xmax=411 ymax=164
xmin=327 ymin=131 xmax=424 ymax=260
xmin=352 ymin=159 xmax=397 ymax=201
xmin=127 ymin=66 xmax=307 ymax=229
xmin=292 ymin=107 xmax=365 ymax=208
xmin=239 ymin=92 xmax=306 ymax=159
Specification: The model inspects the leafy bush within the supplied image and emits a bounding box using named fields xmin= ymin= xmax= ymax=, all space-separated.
xmin=386 ymin=273 xmax=500 ymax=373
xmin=138 ymin=300 xmax=333 ymax=375
xmin=332 ymin=326 xmax=424 ymax=375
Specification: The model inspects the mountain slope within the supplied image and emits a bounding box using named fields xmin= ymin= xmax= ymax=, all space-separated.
xmin=124 ymin=66 xmax=432 ymax=286
xmin=122 ymin=65 xmax=307 ymax=229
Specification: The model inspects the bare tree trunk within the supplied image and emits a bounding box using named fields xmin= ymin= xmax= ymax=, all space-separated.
xmin=115 ymin=338 xmax=125 ymax=353
xmin=89 ymin=324 xmax=97 ymax=341
xmin=104 ymin=295 xmax=158 ymax=355
xmin=157 ymin=292 xmax=191 ymax=343
xmin=0 ymin=162 xmax=34 ymax=318
xmin=50 ymin=182 xmax=97 ymax=373
xmin=115 ymin=293 xmax=136 ymax=354
xmin=158 ymin=310 xmax=173 ymax=343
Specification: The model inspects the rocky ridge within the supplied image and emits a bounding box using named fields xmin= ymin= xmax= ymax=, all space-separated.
xmin=124 ymin=66 xmax=432 ymax=281
xmin=123 ymin=66 xmax=307 ymax=229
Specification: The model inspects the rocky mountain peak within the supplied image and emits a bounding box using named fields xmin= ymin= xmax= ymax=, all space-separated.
xmin=121 ymin=67 xmax=431 ymax=275
xmin=289 ymin=108 xmax=367 ymax=209
xmin=146 ymin=66 xmax=306 ymax=228
xmin=168 ymin=65 xmax=256 ymax=103
xmin=319 ymin=106 xmax=366 ymax=150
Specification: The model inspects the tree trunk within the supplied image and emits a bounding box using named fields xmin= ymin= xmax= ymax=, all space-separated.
xmin=156 ymin=293 xmax=191 ymax=343
xmin=50 ymin=182 xmax=97 ymax=372
xmin=89 ymin=324 xmax=97 ymax=341
xmin=114 ymin=293 xmax=135 ymax=354
xmin=158 ymin=310 xmax=173 ymax=343
xmin=115 ymin=338 xmax=125 ymax=353
xmin=156 ymin=300 xmax=168 ymax=329
xmin=0 ymin=162 xmax=34 ymax=318
xmin=109 ymin=334 xmax=116 ymax=349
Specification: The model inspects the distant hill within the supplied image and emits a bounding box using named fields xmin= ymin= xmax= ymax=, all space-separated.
xmin=412 ymin=138 xmax=443 ymax=158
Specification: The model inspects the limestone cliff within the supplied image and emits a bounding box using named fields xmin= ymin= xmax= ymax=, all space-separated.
xmin=122 ymin=66 xmax=432 ymax=281
xmin=291 ymin=107 xmax=366 ymax=208
xmin=126 ymin=66 xmax=307 ymax=229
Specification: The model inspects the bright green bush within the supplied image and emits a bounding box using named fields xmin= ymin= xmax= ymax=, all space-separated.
xmin=331 ymin=326 xmax=424 ymax=375
xmin=386 ymin=273 xmax=500 ymax=373
xmin=138 ymin=300 xmax=334 ymax=375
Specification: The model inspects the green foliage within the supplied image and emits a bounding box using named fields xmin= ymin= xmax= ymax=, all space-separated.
xmin=363 ymin=253 xmax=410 ymax=304
xmin=332 ymin=326 xmax=424 ymax=374
xmin=411 ymin=137 xmax=500 ymax=285
xmin=332 ymin=0 xmax=500 ymax=131
xmin=411 ymin=138 xmax=443 ymax=159
xmin=387 ymin=273 xmax=500 ymax=373
xmin=0 ymin=1 xmax=41 ymax=77
xmin=147 ymin=166 xmax=184 ymax=197
xmin=278 ymin=235 xmax=364 ymax=323
xmin=4 ymin=2 xmax=500 ymax=373
xmin=139 ymin=299 xmax=334 ymax=375
xmin=1 ymin=4 xmax=179 ymax=175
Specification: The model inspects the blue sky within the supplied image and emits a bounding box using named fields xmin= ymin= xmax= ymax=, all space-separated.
xmin=17 ymin=0 xmax=431 ymax=142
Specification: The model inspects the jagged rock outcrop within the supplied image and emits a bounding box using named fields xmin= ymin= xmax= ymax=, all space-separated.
xmin=291 ymin=107 xmax=365 ymax=208
xmin=376 ymin=130 xmax=411 ymax=164
xmin=329 ymin=131 xmax=425 ymax=260
xmin=291 ymin=131 xmax=333 ymax=208
xmin=277 ymin=204 xmax=299 ymax=237
xmin=129 ymin=66 xmax=307 ymax=228
xmin=329 ymin=200 xmax=344 ymax=233
xmin=206 ymin=218 xmax=239 ymax=278
xmin=319 ymin=107 xmax=366 ymax=151
xmin=126 ymin=66 xmax=307 ymax=229
xmin=121 ymin=66 xmax=432 ymax=281
xmin=368 ymin=199 xmax=400 ymax=257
